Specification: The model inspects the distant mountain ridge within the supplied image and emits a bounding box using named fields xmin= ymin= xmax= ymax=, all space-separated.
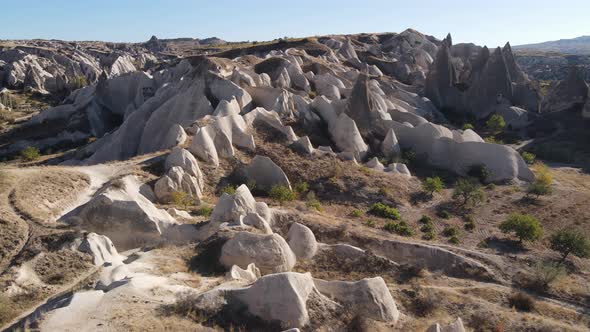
xmin=514 ymin=36 xmax=590 ymax=55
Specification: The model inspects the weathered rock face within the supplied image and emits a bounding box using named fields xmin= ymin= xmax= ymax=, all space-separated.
xmin=287 ymin=223 xmax=318 ymax=260
xmin=220 ymin=232 xmax=296 ymax=274
xmin=62 ymin=175 xmax=177 ymax=249
xmin=210 ymin=184 xmax=259 ymax=224
xmin=239 ymin=155 xmax=291 ymax=192
xmin=73 ymin=233 xmax=126 ymax=266
xmin=381 ymin=128 xmax=401 ymax=159
xmin=227 ymin=263 xmax=261 ymax=283
xmin=542 ymin=66 xmax=589 ymax=113
xmin=313 ymin=277 xmax=399 ymax=323
xmin=154 ymin=166 xmax=202 ymax=204
xmin=426 ymin=317 xmax=466 ymax=332
xmin=425 ymin=35 xmax=540 ymax=119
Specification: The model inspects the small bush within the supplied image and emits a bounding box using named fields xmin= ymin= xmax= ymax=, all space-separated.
xmin=522 ymin=151 xmax=536 ymax=165
xmin=220 ymin=185 xmax=236 ymax=195
xmin=437 ymin=209 xmax=451 ymax=219
xmin=305 ymin=191 xmax=322 ymax=211
xmin=423 ymin=231 xmax=436 ymax=240
xmin=401 ymin=149 xmax=416 ymax=165
xmin=467 ymin=164 xmax=492 ymax=183
xmin=453 ymin=177 xmax=486 ymax=207
xmin=269 ymin=185 xmax=296 ymax=204
xmin=462 ymin=123 xmax=474 ymax=130
xmin=368 ymin=203 xmax=401 ymax=220
xmin=486 ymin=183 xmax=496 ymax=190
xmin=350 ymin=209 xmax=363 ymax=217
xmin=411 ymin=289 xmax=438 ymax=317
xmin=499 ymin=213 xmax=543 ymax=243
xmin=246 ymin=180 xmax=257 ymax=191
xmin=366 ymin=219 xmax=376 ymax=228
xmin=383 ymin=221 xmax=414 ymax=236
xmin=486 ymin=114 xmax=506 ymax=132
xmin=195 ymin=206 xmax=213 ymax=217
xmin=422 ymin=176 xmax=444 ymax=196
xmin=508 ymin=292 xmax=536 ymax=312
xmin=448 ymin=235 xmax=460 ymax=244
xmin=527 ymin=181 xmax=552 ymax=198
xmin=420 ymin=223 xmax=434 ymax=233
xmin=419 ymin=215 xmax=432 ymax=224
xmin=442 ymin=226 xmax=459 ymax=237
xmin=20 ymin=146 xmax=41 ymax=161
xmin=171 ymin=191 xmax=193 ymax=209
xmin=294 ymin=181 xmax=309 ymax=194
xmin=529 ymin=262 xmax=566 ymax=291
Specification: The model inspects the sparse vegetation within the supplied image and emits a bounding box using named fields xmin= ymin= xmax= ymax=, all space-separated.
xmin=467 ymin=164 xmax=492 ymax=184
xmin=220 ymin=185 xmax=236 ymax=195
xmin=437 ymin=209 xmax=451 ymax=219
xmin=383 ymin=221 xmax=414 ymax=236
xmin=486 ymin=114 xmax=506 ymax=133
xmin=20 ymin=146 xmax=41 ymax=161
xmin=422 ymin=176 xmax=443 ymax=197
xmin=442 ymin=226 xmax=460 ymax=238
xmin=508 ymin=292 xmax=536 ymax=312
xmin=294 ymin=181 xmax=309 ymax=194
xmin=368 ymin=202 xmax=401 ymax=220
xmin=195 ymin=205 xmax=213 ymax=217
xmin=528 ymin=262 xmax=566 ymax=291
xmin=420 ymin=222 xmax=434 ymax=233
xmin=269 ymin=185 xmax=296 ymax=204
xmin=350 ymin=209 xmax=363 ymax=217
xmin=365 ymin=219 xmax=376 ymax=228
xmin=499 ymin=213 xmax=543 ymax=244
xmin=422 ymin=231 xmax=436 ymax=240
xmin=462 ymin=123 xmax=474 ymax=130
xmin=419 ymin=215 xmax=432 ymax=224
xmin=305 ymin=191 xmax=322 ymax=211
xmin=453 ymin=177 xmax=486 ymax=207
xmin=521 ymin=151 xmax=536 ymax=165
xmin=549 ymin=229 xmax=590 ymax=264
xmin=526 ymin=164 xmax=553 ymax=199
xmin=448 ymin=235 xmax=460 ymax=244
xmin=171 ymin=191 xmax=193 ymax=210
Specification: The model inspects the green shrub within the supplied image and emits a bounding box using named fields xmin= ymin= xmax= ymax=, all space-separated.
xmin=305 ymin=191 xmax=322 ymax=211
xmin=294 ymin=181 xmax=309 ymax=194
xmin=467 ymin=164 xmax=492 ymax=183
xmin=269 ymin=185 xmax=296 ymax=204
xmin=437 ymin=209 xmax=451 ymax=219
xmin=195 ymin=206 xmax=213 ymax=217
xmin=401 ymin=149 xmax=416 ymax=165
xmin=448 ymin=235 xmax=460 ymax=244
xmin=499 ymin=213 xmax=543 ymax=243
xmin=422 ymin=176 xmax=444 ymax=196
xmin=419 ymin=215 xmax=432 ymax=224
xmin=486 ymin=114 xmax=506 ymax=132
xmin=530 ymin=262 xmax=566 ymax=290
xmin=423 ymin=231 xmax=436 ymax=240
xmin=350 ymin=209 xmax=363 ymax=217
xmin=484 ymin=136 xmax=504 ymax=144
xmin=220 ymin=185 xmax=236 ymax=195
xmin=453 ymin=177 xmax=486 ymax=207
xmin=369 ymin=203 xmax=401 ymax=220
xmin=366 ymin=219 xmax=376 ymax=228
xmin=384 ymin=221 xmax=414 ymax=236
xmin=420 ymin=223 xmax=434 ymax=233
xmin=526 ymin=181 xmax=552 ymax=198
xmin=462 ymin=123 xmax=474 ymax=130
xmin=521 ymin=152 xmax=536 ymax=165
xmin=20 ymin=146 xmax=40 ymax=161
xmin=246 ymin=180 xmax=256 ymax=191
xmin=549 ymin=229 xmax=590 ymax=264
xmin=486 ymin=183 xmax=496 ymax=190
xmin=442 ymin=226 xmax=459 ymax=237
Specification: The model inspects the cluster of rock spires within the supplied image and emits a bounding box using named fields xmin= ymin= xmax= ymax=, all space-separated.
xmin=5 ymin=29 xmax=535 ymax=182
xmin=0 ymin=39 xmax=159 ymax=97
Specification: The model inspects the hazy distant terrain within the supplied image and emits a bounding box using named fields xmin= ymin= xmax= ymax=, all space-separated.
xmin=514 ymin=36 xmax=590 ymax=55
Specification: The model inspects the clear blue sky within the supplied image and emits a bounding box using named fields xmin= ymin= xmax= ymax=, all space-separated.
xmin=1 ymin=0 xmax=588 ymax=47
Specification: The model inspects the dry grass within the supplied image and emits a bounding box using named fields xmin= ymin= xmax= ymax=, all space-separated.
xmin=11 ymin=168 xmax=90 ymax=222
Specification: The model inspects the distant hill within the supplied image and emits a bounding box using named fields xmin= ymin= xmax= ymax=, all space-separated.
xmin=514 ymin=36 xmax=590 ymax=55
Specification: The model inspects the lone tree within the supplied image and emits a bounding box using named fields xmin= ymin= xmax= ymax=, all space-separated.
xmin=453 ymin=177 xmax=486 ymax=207
xmin=549 ymin=229 xmax=590 ymax=265
xmin=499 ymin=213 xmax=543 ymax=244
xmin=422 ymin=176 xmax=444 ymax=197
xmin=486 ymin=114 xmax=506 ymax=133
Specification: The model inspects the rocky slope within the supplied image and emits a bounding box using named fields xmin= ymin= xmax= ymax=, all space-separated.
xmin=0 ymin=29 xmax=589 ymax=332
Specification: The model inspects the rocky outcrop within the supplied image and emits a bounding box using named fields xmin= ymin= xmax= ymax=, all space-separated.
xmin=62 ymin=175 xmax=177 ymax=249
xmin=239 ymin=155 xmax=291 ymax=192
xmin=287 ymin=223 xmax=318 ymax=260
xmin=73 ymin=233 xmax=126 ymax=266
xmin=426 ymin=318 xmax=466 ymax=332
xmin=154 ymin=166 xmax=202 ymax=203
xmin=541 ymin=66 xmax=589 ymax=113
xmin=220 ymin=232 xmax=296 ymax=274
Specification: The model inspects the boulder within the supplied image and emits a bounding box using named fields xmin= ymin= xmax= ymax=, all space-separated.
xmin=286 ymin=223 xmax=318 ymax=260
xmin=387 ymin=163 xmax=411 ymax=177
xmin=240 ymin=155 xmax=291 ymax=192
xmin=313 ymin=277 xmax=399 ymax=323
xmin=161 ymin=124 xmax=187 ymax=148
xmin=74 ymin=233 xmax=126 ymax=266
xmin=210 ymin=184 xmax=258 ymax=224
xmin=167 ymin=208 xmax=192 ymax=219
xmin=226 ymin=263 xmax=261 ymax=283
xmin=381 ymin=128 xmax=401 ymax=159
xmin=366 ymin=157 xmax=386 ymax=171
xmin=232 ymin=272 xmax=316 ymax=328
xmin=62 ymin=176 xmax=177 ymax=249
xmin=220 ymin=232 xmax=296 ymax=274
xmin=154 ymin=166 xmax=202 ymax=204
xmin=542 ymin=66 xmax=589 ymax=113
xmin=290 ymin=136 xmax=314 ymax=155
xmin=165 ymin=147 xmax=204 ymax=181
xmin=242 ymin=213 xmax=273 ymax=234
xmin=329 ymin=113 xmax=369 ymax=161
